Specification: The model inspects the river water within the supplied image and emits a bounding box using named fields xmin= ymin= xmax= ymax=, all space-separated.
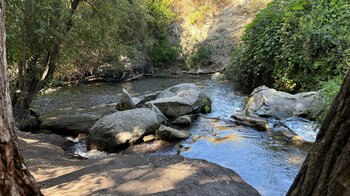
xmin=32 ymin=75 xmax=318 ymax=196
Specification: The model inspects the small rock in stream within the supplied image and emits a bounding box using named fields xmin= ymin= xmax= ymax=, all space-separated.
xmin=230 ymin=113 xmax=269 ymax=132
xmin=172 ymin=114 xmax=196 ymax=126
xmin=156 ymin=125 xmax=191 ymax=141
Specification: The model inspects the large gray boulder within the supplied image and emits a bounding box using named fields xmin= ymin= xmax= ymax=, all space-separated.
xmin=245 ymin=86 xmax=318 ymax=119
xmin=40 ymin=109 xmax=116 ymax=136
xmin=87 ymin=108 xmax=162 ymax=152
xmin=146 ymin=83 xmax=211 ymax=118
xmin=146 ymin=102 xmax=168 ymax=123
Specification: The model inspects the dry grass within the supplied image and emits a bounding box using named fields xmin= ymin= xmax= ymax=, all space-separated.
xmin=171 ymin=0 xmax=231 ymax=26
xmin=171 ymin=0 xmax=270 ymax=26
xmin=167 ymin=0 xmax=272 ymax=69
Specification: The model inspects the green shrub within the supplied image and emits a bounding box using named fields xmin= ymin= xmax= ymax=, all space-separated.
xmin=189 ymin=5 xmax=211 ymax=25
xmin=188 ymin=46 xmax=211 ymax=68
xmin=200 ymin=96 xmax=212 ymax=113
xmin=145 ymin=0 xmax=178 ymax=67
xmin=226 ymin=0 xmax=350 ymax=93
xmin=146 ymin=0 xmax=175 ymax=38
xmin=149 ymin=39 xmax=179 ymax=67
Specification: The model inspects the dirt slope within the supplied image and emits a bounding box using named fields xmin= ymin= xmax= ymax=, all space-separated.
xmin=174 ymin=0 xmax=270 ymax=70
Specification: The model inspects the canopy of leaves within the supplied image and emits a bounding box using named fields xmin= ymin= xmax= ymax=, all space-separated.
xmin=226 ymin=0 xmax=350 ymax=93
xmin=5 ymin=0 xmax=175 ymax=81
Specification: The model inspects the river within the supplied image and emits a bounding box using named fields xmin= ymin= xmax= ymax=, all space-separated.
xmin=32 ymin=75 xmax=318 ymax=196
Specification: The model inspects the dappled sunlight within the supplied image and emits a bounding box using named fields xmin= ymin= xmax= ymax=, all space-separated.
xmin=199 ymin=174 xmax=245 ymax=185
xmin=58 ymin=106 xmax=73 ymax=111
xmin=212 ymin=124 xmax=240 ymax=132
xmin=43 ymin=173 xmax=116 ymax=196
xmin=287 ymin=155 xmax=306 ymax=166
xmin=28 ymin=153 xmax=250 ymax=196
xmin=41 ymin=87 xmax=62 ymax=95
xmin=124 ymin=140 xmax=171 ymax=154
xmin=19 ymin=137 xmax=40 ymax=144
xmin=34 ymin=165 xmax=86 ymax=184
xmin=116 ymin=163 xmax=195 ymax=195
xmin=116 ymin=131 xmax=136 ymax=143
xmin=204 ymin=134 xmax=243 ymax=144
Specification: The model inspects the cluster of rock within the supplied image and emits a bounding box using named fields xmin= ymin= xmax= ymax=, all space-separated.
xmin=230 ymin=85 xmax=319 ymax=144
xmin=41 ymin=83 xmax=212 ymax=153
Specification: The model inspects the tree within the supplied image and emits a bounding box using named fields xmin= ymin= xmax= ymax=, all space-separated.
xmin=0 ymin=1 xmax=42 ymax=195
xmin=5 ymin=0 xmax=170 ymax=125
xmin=287 ymin=70 xmax=350 ymax=195
xmin=6 ymin=0 xmax=81 ymax=123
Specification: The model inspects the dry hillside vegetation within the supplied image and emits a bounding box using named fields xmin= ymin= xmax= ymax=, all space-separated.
xmin=171 ymin=0 xmax=271 ymax=70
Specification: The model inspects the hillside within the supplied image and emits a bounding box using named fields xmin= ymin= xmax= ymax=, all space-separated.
xmin=171 ymin=0 xmax=271 ymax=70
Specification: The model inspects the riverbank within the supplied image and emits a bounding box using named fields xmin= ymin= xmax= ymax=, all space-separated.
xmin=18 ymin=131 xmax=260 ymax=195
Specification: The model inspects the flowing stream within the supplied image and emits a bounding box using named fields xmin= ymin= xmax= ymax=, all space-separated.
xmin=32 ymin=75 xmax=318 ymax=196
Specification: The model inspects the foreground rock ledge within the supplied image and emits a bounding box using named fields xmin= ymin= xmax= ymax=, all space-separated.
xmin=19 ymin=131 xmax=260 ymax=196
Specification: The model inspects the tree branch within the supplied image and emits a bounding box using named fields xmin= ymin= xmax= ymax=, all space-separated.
xmin=83 ymin=0 xmax=102 ymax=19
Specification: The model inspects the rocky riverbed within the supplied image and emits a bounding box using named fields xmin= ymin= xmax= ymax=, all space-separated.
xmin=31 ymin=74 xmax=318 ymax=195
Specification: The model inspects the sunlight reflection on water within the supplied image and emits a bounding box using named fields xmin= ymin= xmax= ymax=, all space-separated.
xmin=34 ymin=75 xmax=314 ymax=196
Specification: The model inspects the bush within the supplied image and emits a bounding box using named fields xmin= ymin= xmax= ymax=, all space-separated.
xmin=188 ymin=5 xmax=211 ymax=25
xmin=188 ymin=46 xmax=211 ymax=68
xmin=309 ymin=52 xmax=348 ymax=122
xmin=314 ymin=78 xmax=342 ymax=122
xmin=149 ymin=39 xmax=179 ymax=67
xmin=146 ymin=0 xmax=175 ymax=38
xmin=226 ymin=0 xmax=350 ymax=93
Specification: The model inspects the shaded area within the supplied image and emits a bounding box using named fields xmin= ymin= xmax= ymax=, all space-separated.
xmin=18 ymin=131 xmax=259 ymax=196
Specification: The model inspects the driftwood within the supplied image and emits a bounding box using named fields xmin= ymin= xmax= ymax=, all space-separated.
xmin=125 ymin=73 xmax=144 ymax=82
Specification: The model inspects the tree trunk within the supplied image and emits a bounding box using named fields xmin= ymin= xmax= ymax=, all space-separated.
xmin=0 ymin=1 xmax=42 ymax=195
xmin=287 ymin=71 xmax=350 ymax=195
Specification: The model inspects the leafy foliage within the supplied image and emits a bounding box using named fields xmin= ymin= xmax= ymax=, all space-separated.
xmin=309 ymin=50 xmax=349 ymax=122
xmin=146 ymin=0 xmax=175 ymax=38
xmin=309 ymin=77 xmax=342 ymax=122
xmin=5 ymin=0 xmax=176 ymax=116
xmin=200 ymin=96 xmax=212 ymax=113
xmin=146 ymin=0 xmax=180 ymax=67
xmin=149 ymin=39 xmax=179 ymax=67
xmin=189 ymin=5 xmax=211 ymax=25
xmin=6 ymin=0 xmax=175 ymax=82
xmin=188 ymin=46 xmax=211 ymax=68
xmin=226 ymin=0 xmax=350 ymax=93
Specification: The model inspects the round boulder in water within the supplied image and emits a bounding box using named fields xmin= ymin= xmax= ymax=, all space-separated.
xmin=87 ymin=108 xmax=162 ymax=152
xmin=146 ymin=83 xmax=212 ymax=118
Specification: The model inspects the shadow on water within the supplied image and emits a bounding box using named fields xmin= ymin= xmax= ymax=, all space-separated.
xmin=33 ymin=75 xmax=312 ymax=196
